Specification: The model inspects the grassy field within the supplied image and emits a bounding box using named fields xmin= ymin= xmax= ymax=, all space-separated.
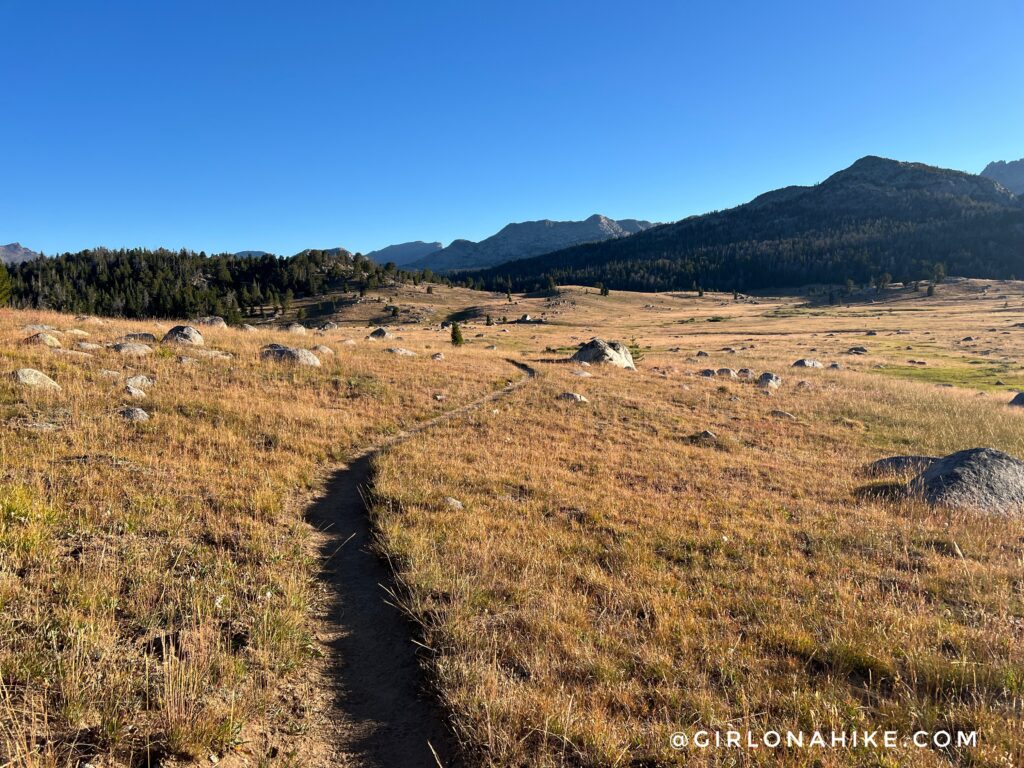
xmin=0 ymin=300 xmax=514 ymax=766
xmin=2 ymin=278 xmax=1024 ymax=766
xmin=370 ymin=279 xmax=1024 ymax=767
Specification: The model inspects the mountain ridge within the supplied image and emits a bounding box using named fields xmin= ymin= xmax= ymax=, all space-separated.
xmin=407 ymin=214 xmax=655 ymax=272
xmin=1 ymin=243 xmax=40 ymax=265
xmin=982 ymin=158 xmax=1024 ymax=195
xmin=467 ymin=156 xmax=1024 ymax=291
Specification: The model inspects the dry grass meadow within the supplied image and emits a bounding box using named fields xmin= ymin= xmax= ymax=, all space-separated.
xmin=2 ymin=278 xmax=1024 ymax=766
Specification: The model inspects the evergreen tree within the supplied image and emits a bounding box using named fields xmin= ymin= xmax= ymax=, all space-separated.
xmin=450 ymin=322 xmax=464 ymax=346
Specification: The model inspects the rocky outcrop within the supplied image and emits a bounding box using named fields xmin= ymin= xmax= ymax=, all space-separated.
xmin=981 ymin=158 xmax=1024 ymax=195
xmin=571 ymin=339 xmax=636 ymax=370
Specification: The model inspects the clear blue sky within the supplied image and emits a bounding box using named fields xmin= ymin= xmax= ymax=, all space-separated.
xmin=3 ymin=0 xmax=1022 ymax=256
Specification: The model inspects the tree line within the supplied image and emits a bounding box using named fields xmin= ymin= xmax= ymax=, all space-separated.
xmin=3 ymin=247 xmax=443 ymax=321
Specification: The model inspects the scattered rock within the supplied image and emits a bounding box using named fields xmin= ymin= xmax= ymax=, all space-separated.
xmin=847 ymin=346 xmax=868 ymax=355
xmin=285 ymin=323 xmax=307 ymax=335
xmin=716 ymin=368 xmax=738 ymax=379
xmin=311 ymin=344 xmax=334 ymax=356
xmin=195 ymin=316 xmax=228 ymax=327
xmin=385 ymin=348 xmax=417 ymax=357
xmin=571 ymin=339 xmax=636 ymax=370
xmin=126 ymin=375 xmax=154 ymax=389
xmin=829 ymin=362 xmax=842 ymax=370
xmin=757 ymin=372 xmax=782 ymax=390
xmin=699 ymin=368 xmax=717 ymax=377
xmin=54 ymin=349 xmax=93 ymax=359
xmin=792 ymin=359 xmax=824 ymax=368
xmin=260 ymin=344 xmax=321 ymax=366
xmin=77 ymin=342 xmax=103 ymax=351
xmin=241 ymin=324 xmax=259 ymax=332
xmin=444 ymin=497 xmax=464 ymax=510
xmin=162 ymin=325 xmax=204 ymax=346
xmin=112 ymin=342 xmax=154 ymax=357
xmin=100 ymin=369 xmax=121 ymax=378
xmin=12 ymin=368 xmax=60 ymax=390
xmin=1010 ymin=392 xmax=1024 ymax=407
xmin=770 ymin=410 xmax=797 ymax=421
xmin=342 ymin=339 xmax=357 ymax=346
xmin=121 ymin=332 xmax=157 ymax=343
xmin=556 ymin=392 xmax=589 ymax=403
xmin=485 ymin=344 xmax=498 ymax=350
xmin=431 ymin=352 xmax=445 ymax=361
xmin=24 ymin=332 xmax=62 ymax=348
xmin=124 ymin=385 xmax=147 ymax=399
xmin=119 ymin=407 xmax=150 ymax=423
xmin=368 ymin=327 xmax=393 ymax=340
xmin=318 ymin=321 xmax=338 ymax=331
xmin=696 ymin=351 xmax=709 ymax=358
xmin=737 ymin=368 xmax=755 ymax=379
xmin=910 ymin=448 xmax=1024 ymax=514
xmin=571 ymin=370 xmax=593 ymax=377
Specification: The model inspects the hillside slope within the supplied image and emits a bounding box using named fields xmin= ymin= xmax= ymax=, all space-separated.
xmin=471 ymin=157 xmax=1024 ymax=291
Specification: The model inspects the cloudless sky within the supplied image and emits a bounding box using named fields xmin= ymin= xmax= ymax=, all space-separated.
xmin=2 ymin=0 xmax=1023 ymax=256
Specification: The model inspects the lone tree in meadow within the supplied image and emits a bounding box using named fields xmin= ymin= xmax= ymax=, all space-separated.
xmin=450 ymin=322 xmax=464 ymax=346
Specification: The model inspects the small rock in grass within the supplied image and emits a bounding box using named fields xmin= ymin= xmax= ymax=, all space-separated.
xmin=119 ymin=407 xmax=150 ymax=423
xmin=556 ymin=392 xmax=589 ymax=403
xmin=24 ymin=332 xmax=62 ymax=348
xmin=162 ymin=325 xmax=204 ymax=346
xmin=12 ymin=368 xmax=60 ymax=390
xmin=112 ymin=342 xmax=154 ymax=357
xmin=195 ymin=316 xmax=227 ymax=327
xmin=126 ymin=374 xmax=155 ymax=389
xmin=260 ymin=344 xmax=321 ymax=366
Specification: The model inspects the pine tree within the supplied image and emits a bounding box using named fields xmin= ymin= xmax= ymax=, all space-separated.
xmin=450 ymin=322 xmax=464 ymax=346
xmin=0 ymin=262 xmax=11 ymax=306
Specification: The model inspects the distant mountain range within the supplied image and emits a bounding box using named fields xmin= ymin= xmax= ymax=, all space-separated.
xmin=365 ymin=215 xmax=655 ymax=273
xmin=982 ymin=158 xmax=1024 ymax=195
xmin=1 ymin=243 xmax=40 ymax=265
xmin=469 ymin=156 xmax=1024 ymax=292
xmin=412 ymin=215 xmax=654 ymax=272
xmin=365 ymin=241 xmax=442 ymax=267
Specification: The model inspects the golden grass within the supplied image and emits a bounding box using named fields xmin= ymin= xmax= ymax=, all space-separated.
xmin=4 ymin=277 xmax=1024 ymax=767
xmin=0 ymin=304 xmax=513 ymax=765
xmin=371 ymin=280 xmax=1024 ymax=767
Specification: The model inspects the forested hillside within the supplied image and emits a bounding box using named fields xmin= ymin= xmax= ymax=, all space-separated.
xmin=467 ymin=157 xmax=1024 ymax=293
xmin=7 ymin=247 xmax=423 ymax=320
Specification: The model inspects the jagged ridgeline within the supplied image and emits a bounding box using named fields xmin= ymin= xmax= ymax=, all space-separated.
xmin=468 ymin=157 xmax=1024 ymax=293
xmin=6 ymin=247 xmax=425 ymax=320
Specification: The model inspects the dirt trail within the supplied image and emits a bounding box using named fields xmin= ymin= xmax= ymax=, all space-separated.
xmin=305 ymin=360 xmax=536 ymax=767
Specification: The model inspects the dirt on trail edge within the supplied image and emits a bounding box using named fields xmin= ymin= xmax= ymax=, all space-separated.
xmin=304 ymin=360 xmax=536 ymax=768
